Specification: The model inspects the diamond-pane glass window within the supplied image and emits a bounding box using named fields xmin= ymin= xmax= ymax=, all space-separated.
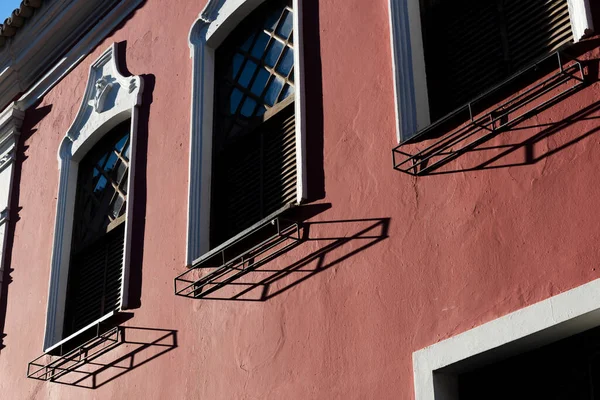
xmin=211 ymin=0 xmax=297 ymax=247
xmin=214 ymin=0 xmax=295 ymax=151
xmin=72 ymin=122 xmax=131 ymax=252
xmin=63 ymin=120 xmax=131 ymax=337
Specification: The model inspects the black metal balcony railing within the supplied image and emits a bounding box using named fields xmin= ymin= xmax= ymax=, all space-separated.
xmin=392 ymin=51 xmax=586 ymax=176
xmin=27 ymin=326 xmax=122 ymax=382
xmin=175 ymin=216 xmax=301 ymax=299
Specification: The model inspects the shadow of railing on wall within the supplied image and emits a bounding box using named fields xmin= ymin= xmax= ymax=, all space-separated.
xmin=177 ymin=217 xmax=390 ymax=302
xmin=27 ymin=326 xmax=177 ymax=389
xmin=393 ymin=51 xmax=596 ymax=176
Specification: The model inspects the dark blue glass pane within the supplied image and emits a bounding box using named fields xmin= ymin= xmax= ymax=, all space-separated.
xmin=94 ymin=175 xmax=108 ymax=194
xmin=230 ymin=88 xmax=243 ymax=114
xmin=103 ymin=152 xmax=118 ymax=173
xmin=240 ymin=33 xmax=255 ymax=51
xmin=276 ymin=47 xmax=293 ymax=76
xmin=264 ymin=8 xmax=279 ymax=32
xmin=251 ymin=32 xmax=270 ymax=59
xmin=256 ymin=106 xmax=267 ymax=117
xmin=276 ymin=10 xmax=293 ymax=39
xmin=264 ymin=40 xmax=284 ymax=68
xmin=232 ymin=53 xmax=244 ymax=78
xmin=279 ymin=84 xmax=294 ymax=102
xmin=241 ymin=97 xmax=257 ymax=117
xmin=97 ymin=153 xmax=108 ymax=169
xmin=115 ymin=135 xmax=128 ymax=153
xmin=251 ymin=68 xmax=270 ymax=97
xmin=264 ymin=76 xmax=284 ymax=106
xmin=124 ymin=141 xmax=131 ymax=160
xmin=238 ymin=60 xmax=257 ymax=88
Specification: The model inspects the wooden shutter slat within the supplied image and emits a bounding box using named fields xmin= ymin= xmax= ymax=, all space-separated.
xmin=63 ymin=224 xmax=124 ymax=336
xmin=211 ymin=102 xmax=296 ymax=247
xmin=422 ymin=0 xmax=574 ymax=121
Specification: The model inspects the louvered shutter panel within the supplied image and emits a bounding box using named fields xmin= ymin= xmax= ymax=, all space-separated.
xmin=211 ymin=102 xmax=297 ymax=247
xmin=422 ymin=0 xmax=574 ymax=121
xmin=63 ymin=224 xmax=124 ymax=337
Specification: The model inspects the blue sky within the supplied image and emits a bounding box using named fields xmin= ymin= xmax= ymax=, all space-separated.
xmin=0 ymin=0 xmax=23 ymax=21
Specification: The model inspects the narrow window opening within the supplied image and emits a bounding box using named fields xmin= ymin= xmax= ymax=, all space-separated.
xmin=62 ymin=120 xmax=131 ymax=338
xmin=210 ymin=0 xmax=297 ymax=248
xmin=419 ymin=0 xmax=574 ymax=121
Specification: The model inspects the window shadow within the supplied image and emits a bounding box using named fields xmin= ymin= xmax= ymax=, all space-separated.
xmin=115 ymin=41 xmax=155 ymax=309
xmin=191 ymin=215 xmax=390 ymax=301
xmin=0 ymin=101 xmax=52 ymax=351
xmin=302 ymin=0 xmax=325 ymax=201
xmin=28 ymin=326 xmax=177 ymax=389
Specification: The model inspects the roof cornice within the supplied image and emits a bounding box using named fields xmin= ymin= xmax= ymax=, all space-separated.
xmin=0 ymin=0 xmax=127 ymax=111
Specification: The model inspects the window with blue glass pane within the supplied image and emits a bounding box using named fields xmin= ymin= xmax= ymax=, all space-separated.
xmin=211 ymin=0 xmax=298 ymax=247
xmin=72 ymin=121 xmax=131 ymax=252
xmin=214 ymin=0 xmax=295 ymax=149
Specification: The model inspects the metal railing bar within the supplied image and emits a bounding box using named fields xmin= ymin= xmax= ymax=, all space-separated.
xmin=393 ymin=52 xmax=585 ymax=175
xmin=417 ymin=82 xmax=584 ymax=175
xmin=187 ymin=240 xmax=301 ymax=299
xmin=175 ymin=219 xmax=300 ymax=297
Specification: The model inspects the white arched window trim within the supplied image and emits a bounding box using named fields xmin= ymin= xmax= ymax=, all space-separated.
xmin=186 ymin=0 xmax=307 ymax=265
xmin=388 ymin=0 xmax=595 ymax=142
xmin=44 ymin=44 xmax=144 ymax=352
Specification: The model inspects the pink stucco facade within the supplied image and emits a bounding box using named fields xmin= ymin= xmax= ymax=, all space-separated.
xmin=0 ymin=0 xmax=599 ymax=398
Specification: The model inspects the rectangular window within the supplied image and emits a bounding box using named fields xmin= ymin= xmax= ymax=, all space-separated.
xmin=388 ymin=0 xmax=594 ymax=141
xmin=420 ymin=0 xmax=574 ymax=121
xmin=210 ymin=0 xmax=297 ymax=248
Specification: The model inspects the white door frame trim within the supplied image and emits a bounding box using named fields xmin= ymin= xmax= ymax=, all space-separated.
xmin=413 ymin=278 xmax=600 ymax=399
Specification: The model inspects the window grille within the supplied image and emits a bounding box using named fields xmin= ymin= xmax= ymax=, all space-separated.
xmin=421 ymin=0 xmax=574 ymax=120
xmin=211 ymin=0 xmax=297 ymax=248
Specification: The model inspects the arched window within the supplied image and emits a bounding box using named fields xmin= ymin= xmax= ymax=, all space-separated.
xmin=209 ymin=0 xmax=298 ymax=248
xmin=63 ymin=121 xmax=131 ymax=337
xmin=43 ymin=44 xmax=143 ymax=352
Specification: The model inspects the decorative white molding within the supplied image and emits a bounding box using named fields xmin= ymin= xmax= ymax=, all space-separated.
xmin=0 ymin=104 xmax=23 ymax=323
xmin=15 ymin=0 xmax=145 ymax=112
xmin=186 ymin=0 xmax=308 ymax=265
xmin=567 ymin=0 xmax=595 ymax=40
xmin=88 ymin=76 xmax=115 ymax=113
xmin=413 ymin=278 xmax=600 ymax=399
xmin=44 ymin=44 xmax=143 ymax=351
xmin=388 ymin=0 xmax=594 ymax=143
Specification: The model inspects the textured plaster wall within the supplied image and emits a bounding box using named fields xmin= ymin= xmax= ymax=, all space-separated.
xmin=0 ymin=0 xmax=599 ymax=399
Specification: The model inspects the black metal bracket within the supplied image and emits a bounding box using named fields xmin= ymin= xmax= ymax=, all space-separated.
xmin=174 ymin=216 xmax=301 ymax=299
xmin=392 ymin=51 xmax=586 ymax=176
xmin=27 ymin=326 xmax=122 ymax=382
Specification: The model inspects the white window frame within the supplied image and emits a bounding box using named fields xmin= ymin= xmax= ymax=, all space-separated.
xmin=413 ymin=278 xmax=600 ymax=400
xmin=388 ymin=0 xmax=595 ymax=142
xmin=186 ymin=0 xmax=307 ymax=265
xmin=44 ymin=44 xmax=144 ymax=352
